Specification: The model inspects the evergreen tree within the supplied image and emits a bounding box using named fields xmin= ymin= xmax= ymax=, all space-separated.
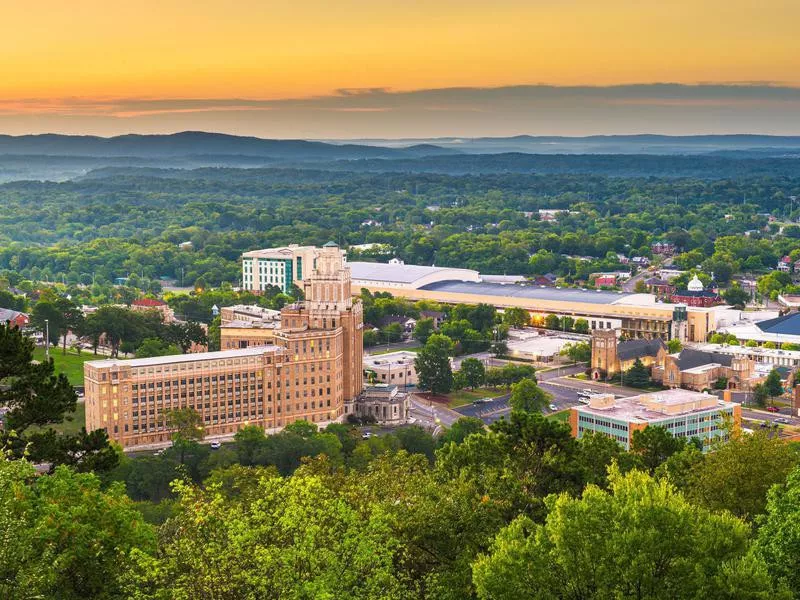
xmin=624 ymin=358 xmax=651 ymax=388
xmin=414 ymin=334 xmax=454 ymax=394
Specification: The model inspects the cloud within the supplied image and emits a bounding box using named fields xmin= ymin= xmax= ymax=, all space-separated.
xmin=1 ymin=83 xmax=799 ymax=137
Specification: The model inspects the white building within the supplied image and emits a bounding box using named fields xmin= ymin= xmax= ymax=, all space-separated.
xmin=363 ymin=350 xmax=418 ymax=387
xmin=241 ymin=245 xmax=318 ymax=293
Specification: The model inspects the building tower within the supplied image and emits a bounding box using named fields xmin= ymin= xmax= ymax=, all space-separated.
xmin=590 ymin=329 xmax=619 ymax=379
xmin=304 ymin=242 xmax=364 ymax=402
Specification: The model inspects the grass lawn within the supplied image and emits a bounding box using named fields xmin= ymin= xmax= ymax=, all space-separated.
xmin=367 ymin=346 xmax=420 ymax=355
xmin=32 ymin=346 xmax=98 ymax=387
xmin=445 ymin=387 xmax=502 ymax=408
xmin=546 ymin=410 xmax=570 ymax=423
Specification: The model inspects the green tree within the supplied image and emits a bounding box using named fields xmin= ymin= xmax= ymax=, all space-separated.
xmin=415 ymin=334 xmax=454 ymax=394
xmin=763 ymin=369 xmax=784 ymax=401
xmin=502 ymin=307 xmax=529 ymax=329
xmin=753 ymin=383 xmax=769 ymax=408
xmin=753 ymin=465 xmax=800 ymax=594
xmin=723 ymin=284 xmax=750 ymax=309
xmin=127 ymin=472 xmax=407 ymax=598
xmin=573 ymin=317 xmax=589 ymax=334
xmin=667 ymin=337 xmax=683 ymax=353
xmin=508 ymin=378 xmax=550 ymax=413
xmin=0 ymin=459 xmax=156 ymax=600
xmin=631 ymin=425 xmax=688 ymax=472
xmin=439 ymin=417 xmax=485 ymax=446
xmin=686 ymin=430 xmax=797 ymax=520
xmin=163 ymin=408 xmax=205 ymax=464
xmin=135 ymin=337 xmax=181 ymax=358
xmin=544 ymin=314 xmax=561 ymax=330
xmin=624 ymin=357 xmax=652 ymax=388
xmin=460 ymin=357 xmax=486 ymax=390
xmin=560 ymin=341 xmax=591 ymax=363
xmin=0 ymin=322 xmax=117 ymax=472
xmin=473 ymin=466 xmax=781 ymax=600
xmin=413 ymin=316 xmax=436 ymax=344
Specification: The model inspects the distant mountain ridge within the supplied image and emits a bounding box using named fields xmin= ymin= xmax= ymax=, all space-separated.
xmin=0 ymin=131 xmax=461 ymax=160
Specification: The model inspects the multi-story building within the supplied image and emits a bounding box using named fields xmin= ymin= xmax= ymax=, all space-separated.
xmin=569 ymin=389 xmax=740 ymax=451
xmin=219 ymin=305 xmax=282 ymax=350
xmin=85 ymin=242 xmax=363 ymax=448
xmin=219 ymin=305 xmax=281 ymax=324
xmin=241 ymin=244 xmax=318 ymax=293
xmin=220 ymin=320 xmax=280 ymax=350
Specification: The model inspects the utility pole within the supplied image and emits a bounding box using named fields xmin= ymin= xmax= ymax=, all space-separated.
xmin=45 ymin=319 xmax=50 ymax=360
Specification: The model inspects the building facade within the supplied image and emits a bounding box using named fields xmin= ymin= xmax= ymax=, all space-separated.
xmin=363 ymin=351 xmax=418 ymax=387
xmin=590 ymin=329 xmax=666 ymax=379
xmin=569 ymin=389 xmax=740 ymax=451
xmin=345 ymin=383 xmax=410 ymax=425
xmin=85 ymin=243 xmax=363 ymax=448
xmin=241 ymin=244 xmax=318 ymax=294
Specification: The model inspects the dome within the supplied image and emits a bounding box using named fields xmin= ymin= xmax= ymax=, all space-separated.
xmin=687 ymin=275 xmax=704 ymax=292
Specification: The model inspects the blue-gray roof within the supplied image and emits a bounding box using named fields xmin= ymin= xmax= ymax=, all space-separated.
xmin=757 ymin=312 xmax=800 ymax=335
xmin=419 ymin=281 xmax=631 ymax=305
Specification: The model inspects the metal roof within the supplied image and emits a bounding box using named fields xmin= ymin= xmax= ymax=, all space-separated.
xmin=419 ymin=280 xmax=632 ymax=305
xmin=349 ymin=261 xmax=479 ymax=285
xmin=757 ymin=312 xmax=800 ymax=336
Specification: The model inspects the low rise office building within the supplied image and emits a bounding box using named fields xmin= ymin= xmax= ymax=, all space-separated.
xmin=569 ymin=389 xmax=739 ymax=451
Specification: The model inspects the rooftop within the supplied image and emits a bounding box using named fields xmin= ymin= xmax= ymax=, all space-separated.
xmin=757 ymin=311 xmax=800 ymax=336
xmin=617 ymin=337 xmax=665 ymax=361
xmin=86 ymin=345 xmax=282 ymax=369
xmin=574 ymin=388 xmax=734 ymax=423
xmin=349 ymin=261 xmax=480 ymax=286
xmin=363 ymin=351 xmax=418 ymax=368
xmin=420 ymin=280 xmax=641 ymax=306
xmin=132 ymin=298 xmax=167 ymax=307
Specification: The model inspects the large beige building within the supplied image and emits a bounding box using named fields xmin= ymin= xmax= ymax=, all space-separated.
xmin=349 ymin=261 xmax=721 ymax=342
xmin=85 ymin=243 xmax=363 ymax=448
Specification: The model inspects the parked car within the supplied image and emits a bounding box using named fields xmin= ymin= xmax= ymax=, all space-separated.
xmin=548 ymin=404 xmax=558 ymax=411
xmin=766 ymin=406 xmax=780 ymax=413
xmin=362 ymin=431 xmax=373 ymax=440
xmin=210 ymin=441 xmax=221 ymax=449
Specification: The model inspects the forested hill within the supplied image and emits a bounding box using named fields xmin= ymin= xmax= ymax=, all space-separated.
xmin=2 ymin=132 xmax=800 ymax=182
xmin=83 ymin=153 xmax=800 ymax=179
xmin=0 ymin=131 xmax=463 ymax=159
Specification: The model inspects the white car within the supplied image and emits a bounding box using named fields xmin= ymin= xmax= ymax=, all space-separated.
xmin=362 ymin=432 xmax=373 ymax=440
xmin=210 ymin=441 xmax=221 ymax=450
xmin=578 ymin=397 xmax=590 ymax=405
xmin=549 ymin=404 xmax=558 ymax=411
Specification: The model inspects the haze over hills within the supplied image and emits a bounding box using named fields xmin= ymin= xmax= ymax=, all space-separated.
xmin=1 ymin=131 xmax=800 ymax=182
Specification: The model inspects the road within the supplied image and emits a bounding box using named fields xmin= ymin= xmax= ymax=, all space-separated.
xmin=622 ymin=267 xmax=654 ymax=293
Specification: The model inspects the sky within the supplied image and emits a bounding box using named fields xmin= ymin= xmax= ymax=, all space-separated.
xmin=1 ymin=0 xmax=799 ymax=138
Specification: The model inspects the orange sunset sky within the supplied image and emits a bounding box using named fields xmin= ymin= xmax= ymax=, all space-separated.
xmin=2 ymin=0 xmax=799 ymax=137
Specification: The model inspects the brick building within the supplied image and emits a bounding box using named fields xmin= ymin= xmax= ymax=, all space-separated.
xmin=85 ymin=243 xmax=363 ymax=448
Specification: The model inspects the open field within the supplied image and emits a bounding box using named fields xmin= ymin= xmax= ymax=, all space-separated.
xmin=33 ymin=346 xmax=96 ymax=386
